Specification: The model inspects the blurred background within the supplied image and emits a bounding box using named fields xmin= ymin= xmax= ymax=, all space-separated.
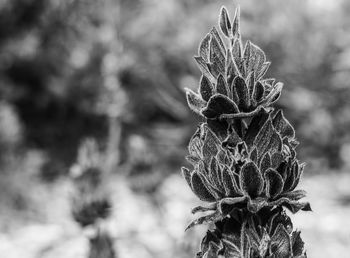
xmin=0 ymin=0 xmax=350 ymax=257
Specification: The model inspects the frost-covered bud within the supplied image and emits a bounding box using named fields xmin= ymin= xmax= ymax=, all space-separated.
xmin=182 ymin=6 xmax=311 ymax=257
xmin=186 ymin=7 xmax=282 ymax=121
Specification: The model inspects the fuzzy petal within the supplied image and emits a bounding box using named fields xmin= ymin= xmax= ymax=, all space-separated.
xmin=186 ymin=88 xmax=206 ymax=115
xmin=219 ymin=6 xmax=231 ymax=37
xmin=253 ymin=81 xmax=265 ymax=103
xmin=191 ymin=172 xmax=216 ymax=202
xmin=200 ymin=75 xmax=214 ymax=101
xmin=240 ymin=162 xmax=264 ymax=198
xmin=181 ymin=167 xmax=192 ymax=187
xmin=198 ymin=33 xmax=211 ymax=62
xmin=273 ymin=110 xmax=295 ymax=139
xmin=222 ymin=168 xmax=241 ymax=197
xmin=194 ymin=56 xmax=216 ymax=83
xmin=260 ymin=152 xmax=271 ymax=173
xmin=291 ymin=231 xmax=305 ymax=256
xmin=270 ymin=224 xmax=292 ymax=258
xmin=233 ymin=76 xmax=250 ymax=110
xmin=202 ymin=94 xmax=239 ymax=118
xmin=216 ymin=74 xmax=228 ymax=96
xmin=265 ymin=168 xmax=284 ymax=199
xmin=254 ymin=119 xmax=282 ymax=158
xmin=244 ymin=108 xmax=270 ymax=147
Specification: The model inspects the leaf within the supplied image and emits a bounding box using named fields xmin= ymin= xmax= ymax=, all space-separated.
xmin=202 ymin=125 xmax=221 ymax=159
xmin=270 ymin=89 xmax=282 ymax=104
xmin=200 ymin=230 xmax=223 ymax=257
xmin=277 ymin=161 xmax=289 ymax=182
xmin=291 ymin=231 xmax=305 ymax=256
xmin=216 ymin=74 xmax=228 ymax=96
xmin=209 ymin=35 xmax=226 ymax=76
xmin=226 ymin=49 xmax=238 ymax=85
xmin=260 ymin=82 xmax=283 ymax=106
xmin=245 ymin=226 xmax=261 ymax=249
xmin=269 ymin=198 xmax=311 ymax=214
xmin=301 ymin=202 xmax=312 ymax=211
xmin=208 ymin=63 xmax=221 ymax=79
xmin=209 ymin=157 xmax=225 ymax=193
xmin=218 ymin=196 xmax=248 ymax=215
xmin=268 ymin=211 xmax=293 ymax=236
xmin=282 ymin=163 xmax=297 ymax=192
xmin=222 ymin=238 xmax=241 ymax=257
xmin=244 ymin=108 xmax=270 ymax=146
xmin=191 ymin=172 xmax=216 ymax=202
xmin=273 ymin=110 xmax=295 ymax=139
xmin=210 ymin=27 xmax=226 ymax=54
xmin=216 ymin=149 xmax=230 ymax=165
xmin=241 ymin=223 xmax=252 ymax=258
xmin=185 ymin=155 xmax=201 ymax=165
xmin=280 ymin=190 xmax=307 ymax=201
xmin=270 ymin=224 xmax=292 ymax=258
xmin=247 ymin=72 xmax=255 ymax=99
xmin=260 ymin=152 xmax=271 ymax=173
xmin=219 ymin=6 xmax=231 ymax=38
xmin=232 ymin=7 xmax=241 ymax=38
xmin=289 ymin=161 xmax=303 ymax=191
xmin=222 ymin=168 xmax=241 ymax=197
xmin=243 ymin=40 xmax=252 ymax=76
xmin=265 ymin=168 xmax=284 ymax=199
xmin=258 ymin=229 xmax=271 ymax=257
xmin=186 ymin=88 xmax=206 ymax=115
xmin=222 ymin=126 xmax=242 ymax=148
xmin=267 ymin=129 xmax=283 ymax=156
xmin=257 ymin=62 xmax=270 ymax=79
xmin=233 ymin=76 xmax=250 ymax=110
xmin=253 ymin=81 xmax=265 ymax=103
xmin=186 ymin=209 xmax=222 ymax=230
xmin=254 ymin=119 xmax=282 ymax=158
xmin=249 ymin=148 xmax=258 ymax=164
xmin=252 ymin=43 xmax=266 ymax=72
xmin=198 ymin=33 xmax=211 ymax=62
xmin=188 ymin=128 xmax=202 ymax=159
xmin=181 ymin=167 xmax=192 ymax=188
xmin=240 ymin=162 xmax=264 ymax=198
xmin=207 ymin=119 xmax=229 ymax=140
xmin=246 ymin=42 xmax=264 ymax=79
xmin=202 ymin=94 xmax=239 ymax=119
xmin=194 ymin=56 xmax=216 ymax=83
xmin=264 ymin=78 xmax=275 ymax=86
xmin=232 ymin=38 xmax=243 ymax=74
xmin=200 ymin=75 xmax=214 ymax=101
xmin=191 ymin=203 xmax=216 ymax=214
xmin=271 ymin=152 xmax=283 ymax=168
xmin=229 ymin=77 xmax=240 ymax=104
xmin=205 ymin=242 xmax=222 ymax=257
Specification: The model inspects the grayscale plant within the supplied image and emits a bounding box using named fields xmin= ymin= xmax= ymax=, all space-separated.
xmin=182 ymin=6 xmax=311 ymax=258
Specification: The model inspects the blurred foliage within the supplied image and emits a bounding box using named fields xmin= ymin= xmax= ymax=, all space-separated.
xmin=1 ymin=0 xmax=350 ymax=181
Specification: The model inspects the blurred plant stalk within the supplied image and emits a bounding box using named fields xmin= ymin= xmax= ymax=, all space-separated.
xmin=100 ymin=0 xmax=127 ymax=174
xmin=182 ymin=5 xmax=311 ymax=257
xmin=70 ymin=139 xmax=116 ymax=258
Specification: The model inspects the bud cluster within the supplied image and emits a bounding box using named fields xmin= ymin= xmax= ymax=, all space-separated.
xmin=182 ymin=6 xmax=311 ymax=258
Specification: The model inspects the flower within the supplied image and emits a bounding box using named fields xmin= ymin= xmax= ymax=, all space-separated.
xmin=182 ymin=5 xmax=311 ymax=257
xmin=182 ymin=108 xmax=310 ymax=229
xmin=185 ymin=7 xmax=282 ymax=120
